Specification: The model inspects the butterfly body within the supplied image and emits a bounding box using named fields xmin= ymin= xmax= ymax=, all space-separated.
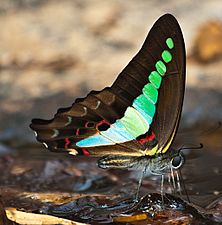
xmin=30 ymin=14 xmax=186 ymax=175
xmin=97 ymin=148 xmax=184 ymax=174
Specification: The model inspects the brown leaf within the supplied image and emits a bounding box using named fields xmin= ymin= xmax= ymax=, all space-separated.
xmin=6 ymin=208 xmax=88 ymax=225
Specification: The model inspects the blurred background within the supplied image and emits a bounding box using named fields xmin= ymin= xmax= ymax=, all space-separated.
xmin=1 ymin=0 xmax=222 ymax=146
xmin=0 ymin=0 xmax=222 ymax=218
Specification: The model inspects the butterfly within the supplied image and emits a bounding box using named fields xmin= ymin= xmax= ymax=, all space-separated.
xmin=30 ymin=14 xmax=186 ymax=183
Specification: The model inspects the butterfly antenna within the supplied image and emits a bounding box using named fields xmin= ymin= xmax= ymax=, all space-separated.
xmin=179 ymin=168 xmax=190 ymax=203
xmin=178 ymin=143 xmax=203 ymax=152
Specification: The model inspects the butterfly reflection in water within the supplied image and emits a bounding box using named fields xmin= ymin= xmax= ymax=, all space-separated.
xmin=30 ymin=14 xmax=186 ymax=202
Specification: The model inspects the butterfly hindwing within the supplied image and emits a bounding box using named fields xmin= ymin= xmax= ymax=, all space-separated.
xmin=31 ymin=87 xmax=144 ymax=156
xmin=30 ymin=14 xmax=185 ymax=157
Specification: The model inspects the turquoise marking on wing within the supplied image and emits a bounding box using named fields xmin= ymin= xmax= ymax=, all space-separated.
xmin=76 ymin=106 xmax=151 ymax=147
xmin=76 ymin=134 xmax=114 ymax=147
xmin=118 ymin=107 xmax=149 ymax=138
xmin=132 ymin=104 xmax=153 ymax=125
xmin=114 ymin=120 xmax=135 ymax=139
xmin=101 ymin=125 xmax=132 ymax=143
xmin=142 ymin=83 xmax=158 ymax=104
xmin=104 ymin=120 xmax=135 ymax=140
xmin=133 ymin=94 xmax=156 ymax=118
xmin=76 ymin=107 xmax=150 ymax=147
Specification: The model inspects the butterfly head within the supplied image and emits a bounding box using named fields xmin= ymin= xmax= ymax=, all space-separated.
xmin=146 ymin=149 xmax=185 ymax=175
xmin=171 ymin=152 xmax=184 ymax=170
xmin=166 ymin=148 xmax=185 ymax=171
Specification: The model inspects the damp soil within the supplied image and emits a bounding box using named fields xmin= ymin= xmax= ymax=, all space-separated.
xmin=0 ymin=126 xmax=222 ymax=224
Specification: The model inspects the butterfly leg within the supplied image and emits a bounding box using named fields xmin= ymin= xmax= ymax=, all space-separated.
xmin=168 ymin=173 xmax=172 ymax=190
xmin=179 ymin=169 xmax=190 ymax=203
xmin=160 ymin=174 xmax=165 ymax=207
xmin=134 ymin=165 xmax=147 ymax=202
xmin=170 ymin=166 xmax=176 ymax=193
xmin=175 ymin=170 xmax=182 ymax=194
xmin=169 ymin=168 xmax=191 ymax=203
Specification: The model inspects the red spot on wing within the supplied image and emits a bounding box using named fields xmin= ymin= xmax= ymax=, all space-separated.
xmin=96 ymin=119 xmax=111 ymax=127
xmin=96 ymin=120 xmax=111 ymax=131
xmin=84 ymin=120 xmax=110 ymax=130
xmin=76 ymin=128 xmax=80 ymax=136
xmin=148 ymin=132 xmax=155 ymax=141
xmin=138 ymin=132 xmax=155 ymax=144
xmin=82 ymin=148 xmax=90 ymax=156
xmin=65 ymin=138 xmax=70 ymax=148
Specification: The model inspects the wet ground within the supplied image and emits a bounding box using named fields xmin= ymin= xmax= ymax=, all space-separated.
xmin=0 ymin=125 xmax=222 ymax=224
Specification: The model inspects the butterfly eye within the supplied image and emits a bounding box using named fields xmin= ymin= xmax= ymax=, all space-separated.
xmin=171 ymin=155 xmax=184 ymax=169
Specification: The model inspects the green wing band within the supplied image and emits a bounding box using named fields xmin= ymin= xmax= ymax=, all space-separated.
xmin=76 ymin=37 xmax=174 ymax=148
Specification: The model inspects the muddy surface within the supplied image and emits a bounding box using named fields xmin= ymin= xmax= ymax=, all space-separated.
xmin=0 ymin=126 xmax=222 ymax=224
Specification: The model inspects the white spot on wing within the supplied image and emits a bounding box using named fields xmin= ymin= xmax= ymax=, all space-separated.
xmin=65 ymin=116 xmax=72 ymax=126
xmin=51 ymin=129 xmax=59 ymax=138
xmin=109 ymin=94 xmax=115 ymax=105
xmin=34 ymin=131 xmax=38 ymax=137
xmin=42 ymin=142 xmax=48 ymax=148
xmin=95 ymin=100 xmax=101 ymax=109
xmin=83 ymin=107 xmax=87 ymax=116
xmin=68 ymin=149 xmax=78 ymax=155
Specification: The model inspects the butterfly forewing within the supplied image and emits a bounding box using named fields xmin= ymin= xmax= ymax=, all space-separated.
xmin=112 ymin=14 xmax=185 ymax=154
xmin=30 ymin=14 xmax=185 ymax=157
xmin=135 ymin=14 xmax=186 ymax=154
